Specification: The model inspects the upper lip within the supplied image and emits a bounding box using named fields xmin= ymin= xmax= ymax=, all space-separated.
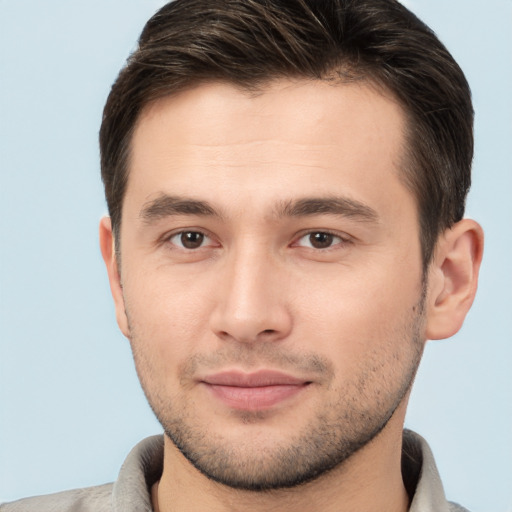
xmin=201 ymin=370 xmax=309 ymax=387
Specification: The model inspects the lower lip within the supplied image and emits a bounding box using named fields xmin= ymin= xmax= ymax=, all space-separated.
xmin=205 ymin=383 xmax=308 ymax=410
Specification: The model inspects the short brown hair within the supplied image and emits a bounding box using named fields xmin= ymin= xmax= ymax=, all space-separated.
xmin=100 ymin=0 xmax=473 ymax=266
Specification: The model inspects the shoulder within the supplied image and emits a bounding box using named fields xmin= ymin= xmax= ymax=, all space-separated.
xmin=449 ymin=503 xmax=471 ymax=512
xmin=1 ymin=483 xmax=113 ymax=512
xmin=1 ymin=436 xmax=163 ymax=512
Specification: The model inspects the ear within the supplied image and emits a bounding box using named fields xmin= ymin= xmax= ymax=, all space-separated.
xmin=425 ymin=219 xmax=484 ymax=340
xmin=99 ymin=216 xmax=130 ymax=338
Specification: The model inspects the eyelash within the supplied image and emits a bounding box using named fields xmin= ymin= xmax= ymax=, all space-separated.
xmin=163 ymin=229 xmax=352 ymax=251
xmin=165 ymin=230 xmax=217 ymax=250
xmin=292 ymin=230 xmax=354 ymax=253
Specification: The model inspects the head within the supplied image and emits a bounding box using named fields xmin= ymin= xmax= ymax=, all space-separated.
xmin=99 ymin=0 xmax=482 ymax=493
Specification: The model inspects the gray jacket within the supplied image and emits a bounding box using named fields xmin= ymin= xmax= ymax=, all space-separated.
xmin=1 ymin=430 xmax=469 ymax=511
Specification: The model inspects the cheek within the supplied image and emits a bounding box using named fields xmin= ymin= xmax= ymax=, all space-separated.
xmin=293 ymin=263 xmax=422 ymax=368
xmin=122 ymin=269 xmax=217 ymax=368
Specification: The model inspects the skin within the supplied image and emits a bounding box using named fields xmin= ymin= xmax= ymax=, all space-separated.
xmin=100 ymin=79 xmax=483 ymax=512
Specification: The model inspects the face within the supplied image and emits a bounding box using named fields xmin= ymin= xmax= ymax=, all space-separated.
xmin=112 ymin=80 xmax=427 ymax=489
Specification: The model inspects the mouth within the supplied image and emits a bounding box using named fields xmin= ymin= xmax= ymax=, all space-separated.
xmin=201 ymin=370 xmax=312 ymax=411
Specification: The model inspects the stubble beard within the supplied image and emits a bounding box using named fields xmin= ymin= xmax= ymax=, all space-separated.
xmin=128 ymin=296 xmax=425 ymax=492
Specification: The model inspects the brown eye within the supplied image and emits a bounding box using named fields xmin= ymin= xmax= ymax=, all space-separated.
xmin=179 ymin=231 xmax=205 ymax=249
xmin=308 ymin=232 xmax=335 ymax=249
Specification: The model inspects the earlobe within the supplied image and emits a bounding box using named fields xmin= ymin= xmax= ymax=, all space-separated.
xmin=425 ymin=219 xmax=484 ymax=340
xmin=99 ymin=217 xmax=131 ymax=338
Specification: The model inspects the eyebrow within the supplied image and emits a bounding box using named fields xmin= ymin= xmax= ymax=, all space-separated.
xmin=275 ymin=197 xmax=379 ymax=223
xmin=140 ymin=195 xmax=221 ymax=222
xmin=139 ymin=194 xmax=379 ymax=224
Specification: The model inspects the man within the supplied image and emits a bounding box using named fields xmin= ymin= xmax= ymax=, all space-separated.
xmin=2 ymin=0 xmax=484 ymax=510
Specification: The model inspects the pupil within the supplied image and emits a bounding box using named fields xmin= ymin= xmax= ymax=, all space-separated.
xmin=181 ymin=232 xmax=204 ymax=249
xmin=310 ymin=232 xmax=333 ymax=249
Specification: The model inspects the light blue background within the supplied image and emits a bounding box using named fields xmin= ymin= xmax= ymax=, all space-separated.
xmin=1 ymin=1 xmax=511 ymax=510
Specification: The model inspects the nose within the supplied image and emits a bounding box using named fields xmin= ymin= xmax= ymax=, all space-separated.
xmin=209 ymin=245 xmax=293 ymax=344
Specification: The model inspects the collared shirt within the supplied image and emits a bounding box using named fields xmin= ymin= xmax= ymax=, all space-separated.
xmin=1 ymin=430 xmax=469 ymax=511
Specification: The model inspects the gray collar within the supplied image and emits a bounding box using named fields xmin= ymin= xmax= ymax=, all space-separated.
xmin=111 ymin=430 xmax=463 ymax=512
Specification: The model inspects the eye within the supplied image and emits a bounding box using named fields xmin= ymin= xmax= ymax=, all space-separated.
xmin=168 ymin=231 xmax=211 ymax=249
xmin=295 ymin=231 xmax=346 ymax=249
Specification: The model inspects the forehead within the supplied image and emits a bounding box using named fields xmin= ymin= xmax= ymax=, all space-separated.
xmin=126 ymin=79 xmax=412 ymax=220
xmin=134 ymin=78 xmax=404 ymax=153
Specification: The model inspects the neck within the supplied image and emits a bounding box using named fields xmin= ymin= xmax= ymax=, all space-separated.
xmin=153 ymin=410 xmax=410 ymax=512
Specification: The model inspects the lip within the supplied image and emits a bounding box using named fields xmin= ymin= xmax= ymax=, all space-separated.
xmin=201 ymin=370 xmax=311 ymax=411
